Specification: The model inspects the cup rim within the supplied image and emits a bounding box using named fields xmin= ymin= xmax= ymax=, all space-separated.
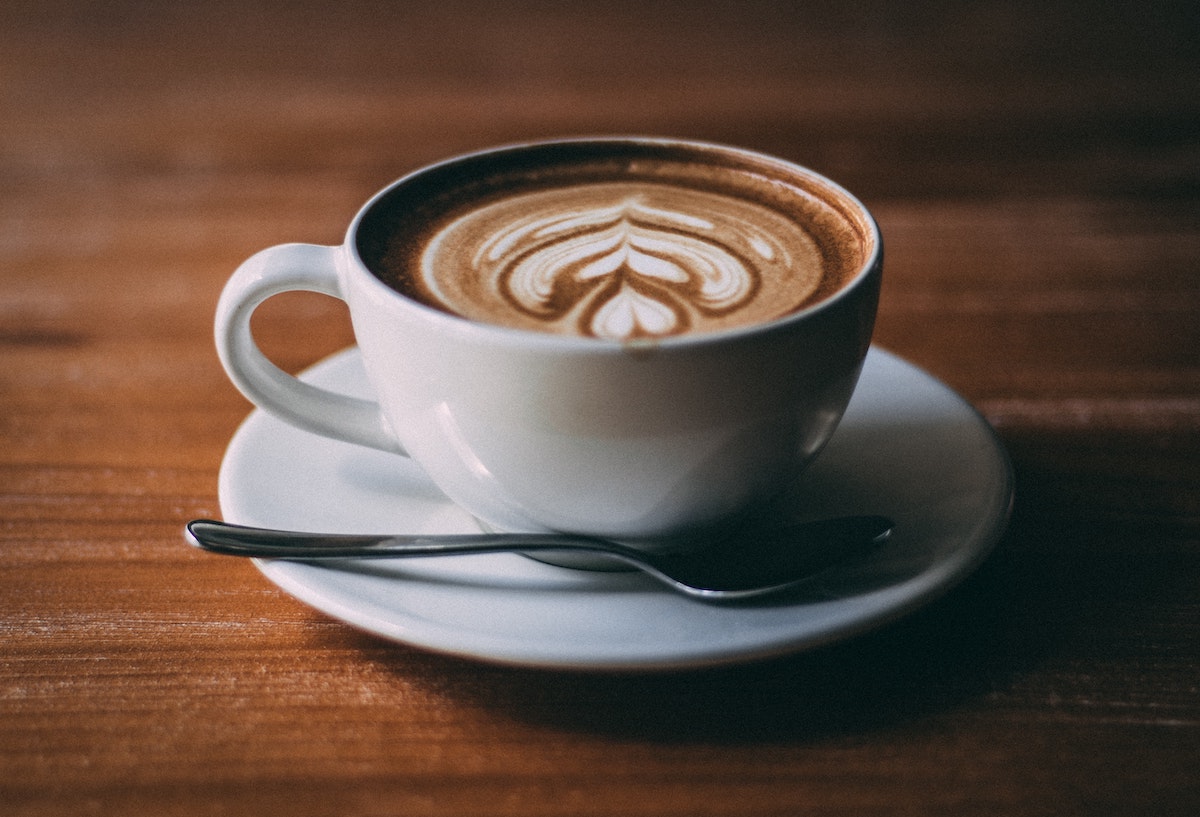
xmin=345 ymin=136 xmax=882 ymax=351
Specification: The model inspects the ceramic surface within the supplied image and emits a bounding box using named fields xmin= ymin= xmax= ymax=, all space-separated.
xmin=219 ymin=346 xmax=1012 ymax=671
xmin=215 ymin=139 xmax=882 ymax=540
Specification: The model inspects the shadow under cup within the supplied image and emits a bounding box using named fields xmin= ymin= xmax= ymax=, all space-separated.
xmin=342 ymin=139 xmax=882 ymax=555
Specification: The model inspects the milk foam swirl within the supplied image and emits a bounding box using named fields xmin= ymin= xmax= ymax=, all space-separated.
xmin=481 ymin=198 xmax=779 ymax=339
xmin=420 ymin=183 xmax=825 ymax=340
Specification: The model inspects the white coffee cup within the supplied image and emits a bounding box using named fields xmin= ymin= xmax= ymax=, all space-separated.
xmin=215 ymin=138 xmax=882 ymax=546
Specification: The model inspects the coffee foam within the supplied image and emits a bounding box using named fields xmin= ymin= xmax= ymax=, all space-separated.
xmin=421 ymin=183 xmax=824 ymax=340
xmin=359 ymin=143 xmax=870 ymax=340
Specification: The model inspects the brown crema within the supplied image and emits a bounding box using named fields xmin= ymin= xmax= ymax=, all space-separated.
xmin=357 ymin=141 xmax=873 ymax=341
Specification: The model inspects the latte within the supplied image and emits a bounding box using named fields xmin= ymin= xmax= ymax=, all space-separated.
xmin=358 ymin=142 xmax=872 ymax=341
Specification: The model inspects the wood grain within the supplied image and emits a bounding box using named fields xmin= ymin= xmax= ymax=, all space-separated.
xmin=2 ymin=1 xmax=1198 ymax=815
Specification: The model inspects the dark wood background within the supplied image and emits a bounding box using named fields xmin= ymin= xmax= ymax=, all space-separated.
xmin=2 ymin=1 xmax=1197 ymax=814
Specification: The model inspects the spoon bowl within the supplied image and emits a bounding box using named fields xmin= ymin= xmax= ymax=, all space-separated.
xmin=186 ymin=516 xmax=893 ymax=601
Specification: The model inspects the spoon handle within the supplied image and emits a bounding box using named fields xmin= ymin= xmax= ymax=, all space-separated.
xmin=185 ymin=519 xmax=601 ymax=559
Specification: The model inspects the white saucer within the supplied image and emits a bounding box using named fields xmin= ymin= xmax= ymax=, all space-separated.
xmin=218 ymin=346 xmax=1012 ymax=672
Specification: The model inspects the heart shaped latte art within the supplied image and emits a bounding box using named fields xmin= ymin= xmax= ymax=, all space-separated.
xmin=420 ymin=183 xmax=825 ymax=340
xmin=480 ymin=198 xmax=778 ymax=339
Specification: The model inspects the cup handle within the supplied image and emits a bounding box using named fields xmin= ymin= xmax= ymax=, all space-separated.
xmin=215 ymin=243 xmax=406 ymax=455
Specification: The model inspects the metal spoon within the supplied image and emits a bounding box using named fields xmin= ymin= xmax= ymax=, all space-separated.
xmin=185 ymin=515 xmax=893 ymax=601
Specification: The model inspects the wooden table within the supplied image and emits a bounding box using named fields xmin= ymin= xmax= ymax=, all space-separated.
xmin=3 ymin=1 xmax=1197 ymax=814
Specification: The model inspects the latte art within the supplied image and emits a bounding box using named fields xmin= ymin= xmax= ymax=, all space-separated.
xmin=473 ymin=194 xmax=786 ymax=339
xmin=420 ymin=183 xmax=825 ymax=340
